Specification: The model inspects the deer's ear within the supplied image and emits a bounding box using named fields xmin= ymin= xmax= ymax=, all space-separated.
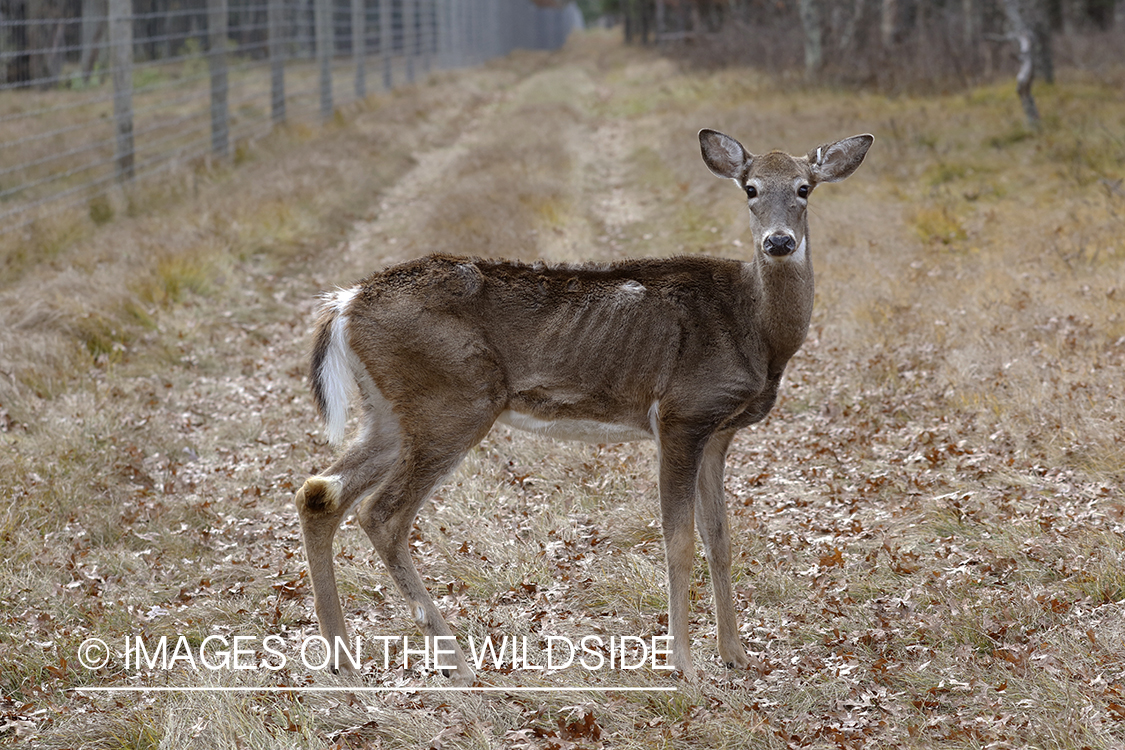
xmin=808 ymin=134 xmax=874 ymax=183
xmin=700 ymin=129 xmax=751 ymax=180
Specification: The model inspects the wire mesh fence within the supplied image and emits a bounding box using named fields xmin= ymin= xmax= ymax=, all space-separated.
xmin=0 ymin=0 xmax=583 ymax=235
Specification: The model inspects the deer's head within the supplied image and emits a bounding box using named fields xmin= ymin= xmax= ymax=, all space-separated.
xmin=699 ymin=130 xmax=873 ymax=263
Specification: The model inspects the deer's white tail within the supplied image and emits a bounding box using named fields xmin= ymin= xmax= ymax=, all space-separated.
xmin=309 ymin=287 xmax=360 ymax=445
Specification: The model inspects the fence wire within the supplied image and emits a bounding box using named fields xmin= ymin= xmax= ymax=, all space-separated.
xmin=0 ymin=0 xmax=583 ymax=235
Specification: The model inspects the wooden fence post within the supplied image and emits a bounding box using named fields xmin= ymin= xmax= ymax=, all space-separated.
xmin=437 ymin=0 xmax=451 ymax=69
xmin=454 ymin=0 xmax=465 ymax=67
xmin=352 ymin=0 xmax=366 ymax=99
xmin=380 ymin=0 xmax=392 ymax=89
xmin=207 ymin=0 xmax=230 ymax=158
xmin=268 ymin=0 xmax=286 ymax=124
xmin=404 ymin=0 xmax=415 ymax=84
xmin=109 ymin=0 xmax=134 ymax=180
xmin=316 ymin=0 xmax=333 ymax=120
xmin=418 ymin=0 xmax=425 ymax=74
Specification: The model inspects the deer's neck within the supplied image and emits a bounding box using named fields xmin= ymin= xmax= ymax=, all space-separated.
xmin=749 ymin=246 xmax=814 ymax=376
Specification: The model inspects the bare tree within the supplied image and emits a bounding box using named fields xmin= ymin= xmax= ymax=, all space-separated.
xmin=962 ymin=0 xmax=978 ymax=46
xmin=797 ymin=0 xmax=823 ymax=73
xmin=1026 ymin=0 xmax=1053 ymax=83
xmin=80 ymin=0 xmax=107 ymax=84
xmin=27 ymin=0 xmax=66 ymax=88
xmin=836 ymin=0 xmax=869 ymax=53
xmin=880 ymin=0 xmax=916 ymax=46
xmin=998 ymin=0 xmax=1041 ymax=128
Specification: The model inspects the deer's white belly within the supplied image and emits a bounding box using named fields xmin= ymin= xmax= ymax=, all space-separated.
xmin=497 ymin=410 xmax=653 ymax=444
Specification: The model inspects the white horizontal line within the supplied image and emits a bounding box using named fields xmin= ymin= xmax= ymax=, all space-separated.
xmin=74 ymin=685 xmax=677 ymax=693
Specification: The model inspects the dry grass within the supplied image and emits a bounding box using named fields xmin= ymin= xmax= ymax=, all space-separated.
xmin=0 ymin=53 xmax=421 ymax=253
xmin=2 ymin=29 xmax=1124 ymax=749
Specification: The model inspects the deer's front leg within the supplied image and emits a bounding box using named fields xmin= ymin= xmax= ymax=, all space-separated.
xmin=695 ymin=430 xmax=749 ymax=669
xmin=655 ymin=426 xmax=709 ymax=680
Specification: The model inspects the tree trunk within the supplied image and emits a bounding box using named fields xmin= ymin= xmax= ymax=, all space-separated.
xmin=1026 ymin=0 xmax=1054 ymax=83
xmin=28 ymin=0 xmax=61 ymax=88
xmin=80 ymin=0 xmax=107 ymax=83
xmin=1085 ymin=0 xmax=1116 ymax=28
xmin=881 ymin=0 xmax=897 ymax=45
xmin=1015 ymin=32 xmax=1040 ymax=125
xmin=1001 ymin=0 xmax=1041 ymax=128
xmin=797 ymin=0 xmax=823 ymax=73
xmin=881 ymin=0 xmax=916 ymax=45
xmin=837 ymin=0 xmax=866 ymax=52
xmin=962 ymin=0 xmax=978 ymax=45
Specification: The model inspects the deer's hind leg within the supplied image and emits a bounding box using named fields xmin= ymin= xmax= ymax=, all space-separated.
xmin=354 ymin=391 xmax=503 ymax=686
xmin=295 ymin=386 xmax=403 ymax=674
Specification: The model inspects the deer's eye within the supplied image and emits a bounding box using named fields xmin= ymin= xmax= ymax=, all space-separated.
xmin=745 ymin=185 xmax=758 ymax=199
xmin=797 ymin=184 xmax=811 ymax=199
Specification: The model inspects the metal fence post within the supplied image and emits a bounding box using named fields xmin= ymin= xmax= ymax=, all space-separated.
xmin=109 ymin=0 xmax=134 ymax=180
xmin=353 ymin=0 xmax=366 ymax=99
xmin=268 ymin=0 xmax=286 ymax=124
xmin=207 ymin=0 xmax=230 ymax=158
xmin=316 ymin=0 xmax=333 ymax=120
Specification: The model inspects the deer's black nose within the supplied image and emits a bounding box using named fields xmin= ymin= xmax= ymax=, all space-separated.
xmin=764 ymin=233 xmax=796 ymax=256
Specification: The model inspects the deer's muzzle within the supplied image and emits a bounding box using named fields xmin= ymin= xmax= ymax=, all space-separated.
xmin=763 ymin=233 xmax=797 ymax=257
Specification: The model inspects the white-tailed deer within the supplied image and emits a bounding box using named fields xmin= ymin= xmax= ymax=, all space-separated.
xmin=295 ymin=129 xmax=873 ymax=684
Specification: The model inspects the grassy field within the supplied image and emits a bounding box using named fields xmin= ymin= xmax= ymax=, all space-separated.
xmin=2 ymin=30 xmax=1125 ymax=749
xmin=0 ymin=50 xmax=416 ymax=242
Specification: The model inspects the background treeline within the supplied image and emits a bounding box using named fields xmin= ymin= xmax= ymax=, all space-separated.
xmin=581 ymin=0 xmax=1123 ymax=90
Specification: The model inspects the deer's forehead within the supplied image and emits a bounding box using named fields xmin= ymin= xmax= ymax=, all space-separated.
xmin=744 ymin=151 xmax=809 ymax=183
